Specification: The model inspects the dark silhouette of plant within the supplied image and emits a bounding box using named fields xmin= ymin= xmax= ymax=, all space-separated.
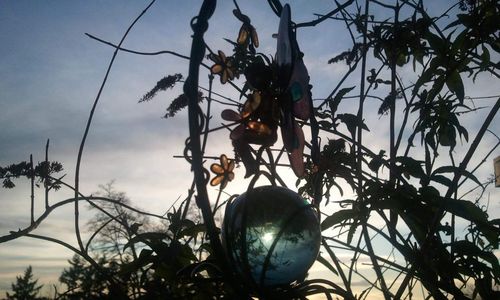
xmin=6 ymin=266 xmax=44 ymax=300
xmin=1 ymin=0 xmax=499 ymax=299
xmin=57 ymin=255 xmax=118 ymax=300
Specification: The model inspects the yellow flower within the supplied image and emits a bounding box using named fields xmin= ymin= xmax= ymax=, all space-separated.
xmin=209 ymin=50 xmax=235 ymax=84
xmin=210 ymin=154 xmax=235 ymax=189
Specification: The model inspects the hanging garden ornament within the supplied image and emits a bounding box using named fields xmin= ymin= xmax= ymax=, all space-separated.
xmin=222 ymin=186 xmax=321 ymax=289
xmin=221 ymin=89 xmax=279 ymax=178
xmin=276 ymin=4 xmax=314 ymax=177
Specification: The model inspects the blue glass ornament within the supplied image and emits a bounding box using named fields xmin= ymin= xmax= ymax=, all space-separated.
xmin=222 ymin=186 xmax=321 ymax=288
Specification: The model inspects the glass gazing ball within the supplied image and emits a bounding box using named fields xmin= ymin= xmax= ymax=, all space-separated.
xmin=222 ymin=185 xmax=321 ymax=288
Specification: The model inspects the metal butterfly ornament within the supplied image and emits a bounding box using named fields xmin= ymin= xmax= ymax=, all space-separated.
xmin=276 ymin=4 xmax=315 ymax=177
xmin=217 ymin=4 xmax=316 ymax=178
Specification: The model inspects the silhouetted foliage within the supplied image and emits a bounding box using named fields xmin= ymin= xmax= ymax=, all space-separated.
xmin=1 ymin=0 xmax=499 ymax=299
xmin=6 ymin=266 xmax=44 ymax=300
xmin=138 ymin=73 xmax=182 ymax=103
xmin=163 ymin=91 xmax=203 ymax=119
xmin=0 ymin=161 xmax=63 ymax=189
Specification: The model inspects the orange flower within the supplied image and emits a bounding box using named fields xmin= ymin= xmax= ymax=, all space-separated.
xmin=241 ymin=91 xmax=261 ymax=118
xmin=237 ymin=23 xmax=259 ymax=48
xmin=208 ymin=50 xmax=235 ymax=84
xmin=247 ymin=121 xmax=272 ymax=136
xmin=210 ymin=154 xmax=235 ymax=189
xmin=233 ymin=9 xmax=259 ymax=48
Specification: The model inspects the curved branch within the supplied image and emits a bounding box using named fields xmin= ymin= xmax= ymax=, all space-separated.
xmin=85 ymin=33 xmax=210 ymax=70
xmin=74 ymin=0 xmax=157 ymax=252
xmin=0 ymin=195 xmax=167 ymax=244
xmin=295 ymin=0 xmax=355 ymax=28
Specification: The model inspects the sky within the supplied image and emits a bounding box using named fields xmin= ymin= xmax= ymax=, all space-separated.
xmin=0 ymin=1 xmax=498 ymax=299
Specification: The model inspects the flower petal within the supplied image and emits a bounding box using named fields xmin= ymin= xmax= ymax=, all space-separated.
xmin=238 ymin=26 xmax=249 ymax=45
xmin=226 ymin=68 xmax=234 ymax=81
xmin=211 ymin=64 xmax=223 ymax=74
xmin=248 ymin=121 xmax=272 ymax=136
xmin=220 ymin=154 xmax=229 ymax=170
xmin=228 ymin=160 xmax=235 ymax=172
xmin=210 ymin=163 xmax=224 ymax=174
xmin=251 ymin=27 xmax=259 ymax=48
xmin=208 ymin=53 xmax=220 ymax=63
xmin=230 ymin=124 xmax=245 ymax=140
xmin=218 ymin=50 xmax=226 ymax=61
xmin=242 ymin=92 xmax=261 ymax=118
xmin=210 ymin=175 xmax=223 ymax=186
xmin=221 ymin=109 xmax=241 ymax=121
xmin=221 ymin=70 xmax=228 ymax=84
xmin=251 ymin=91 xmax=261 ymax=110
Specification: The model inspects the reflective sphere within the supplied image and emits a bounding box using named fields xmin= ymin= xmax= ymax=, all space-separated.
xmin=222 ymin=186 xmax=321 ymax=288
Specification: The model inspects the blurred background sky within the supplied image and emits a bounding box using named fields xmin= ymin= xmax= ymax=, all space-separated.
xmin=0 ymin=1 xmax=498 ymax=298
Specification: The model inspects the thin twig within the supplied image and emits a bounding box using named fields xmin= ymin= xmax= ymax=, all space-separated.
xmin=29 ymin=154 xmax=35 ymax=224
xmin=44 ymin=140 xmax=50 ymax=208
xmin=85 ymin=33 xmax=210 ymax=69
xmin=295 ymin=0 xmax=355 ymax=28
xmin=74 ymin=0 xmax=157 ymax=252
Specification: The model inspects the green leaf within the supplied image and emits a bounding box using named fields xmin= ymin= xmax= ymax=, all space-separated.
xmin=446 ymin=70 xmax=465 ymax=103
xmin=426 ymin=32 xmax=446 ymax=54
xmin=368 ymin=150 xmax=386 ymax=173
xmin=480 ymin=45 xmax=491 ymax=68
xmin=444 ymin=19 xmax=462 ymax=31
xmin=452 ymin=240 xmax=500 ymax=275
xmin=430 ymin=174 xmax=452 ymax=187
xmin=477 ymin=222 xmax=500 ymax=248
xmin=179 ymin=223 xmax=206 ymax=238
xmin=438 ymin=125 xmax=457 ymax=149
xmin=179 ymin=243 xmax=199 ymax=263
xmin=396 ymin=52 xmax=407 ymax=66
xmin=396 ymin=156 xmax=425 ymax=179
xmin=378 ymin=92 xmax=396 ymax=115
xmin=321 ymin=209 xmax=357 ymax=231
xmin=427 ymin=75 xmax=445 ymax=102
xmin=337 ymin=113 xmax=369 ymax=138
xmin=123 ymin=232 xmax=170 ymax=251
xmin=451 ymin=30 xmax=467 ymax=53
xmin=317 ymin=254 xmax=339 ymax=275
xmin=317 ymin=120 xmax=333 ymax=129
xmin=119 ymin=249 xmax=154 ymax=276
xmin=432 ymin=166 xmax=483 ymax=188
xmin=457 ymin=124 xmax=469 ymax=142
xmin=329 ymin=86 xmax=355 ymax=115
xmin=347 ymin=221 xmax=358 ymax=244
xmin=413 ymin=64 xmax=437 ymax=96
xmin=420 ymin=185 xmax=440 ymax=198
xmin=197 ymin=242 xmax=213 ymax=255
xmin=441 ymin=198 xmax=488 ymax=224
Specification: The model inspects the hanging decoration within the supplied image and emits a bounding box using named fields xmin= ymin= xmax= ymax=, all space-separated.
xmin=221 ymin=185 xmax=321 ymax=289
xmin=213 ymin=3 xmax=318 ymax=178
xmin=206 ymin=2 xmax=323 ymax=294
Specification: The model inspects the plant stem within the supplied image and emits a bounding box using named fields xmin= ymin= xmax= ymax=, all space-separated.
xmin=74 ymin=0 xmax=157 ymax=252
xmin=184 ymin=0 xmax=243 ymax=295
